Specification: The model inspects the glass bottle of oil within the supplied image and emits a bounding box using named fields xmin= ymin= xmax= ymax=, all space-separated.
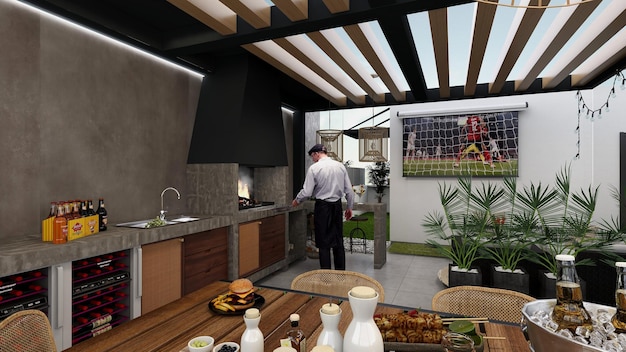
xmin=612 ymin=262 xmax=626 ymax=332
xmin=551 ymin=254 xmax=592 ymax=332
xmin=281 ymin=313 xmax=306 ymax=352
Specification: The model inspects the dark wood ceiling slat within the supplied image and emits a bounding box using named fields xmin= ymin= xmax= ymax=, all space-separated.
xmin=489 ymin=0 xmax=549 ymax=94
xmin=428 ymin=8 xmax=450 ymax=99
xmin=273 ymin=37 xmax=366 ymax=105
xmin=242 ymin=43 xmax=347 ymax=107
xmin=376 ymin=14 xmax=428 ymax=102
xmin=465 ymin=1 xmax=497 ymax=96
xmin=515 ymin=0 xmax=601 ymax=92
xmin=307 ymin=31 xmax=386 ymax=104
xmin=543 ymin=9 xmax=626 ymax=89
xmin=343 ymin=24 xmax=406 ymax=103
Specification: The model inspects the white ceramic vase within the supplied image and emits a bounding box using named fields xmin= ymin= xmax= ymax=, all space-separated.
xmin=317 ymin=306 xmax=343 ymax=352
xmin=241 ymin=314 xmax=264 ymax=352
xmin=343 ymin=291 xmax=384 ymax=352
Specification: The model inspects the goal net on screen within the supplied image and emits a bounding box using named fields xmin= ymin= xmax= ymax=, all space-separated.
xmin=402 ymin=111 xmax=519 ymax=177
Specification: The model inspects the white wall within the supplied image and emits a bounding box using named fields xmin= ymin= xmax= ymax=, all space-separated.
xmin=390 ymin=82 xmax=626 ymax=243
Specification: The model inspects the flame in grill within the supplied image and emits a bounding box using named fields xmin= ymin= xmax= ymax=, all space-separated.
xmin=238 ymin=179 xmax=250 ymax=199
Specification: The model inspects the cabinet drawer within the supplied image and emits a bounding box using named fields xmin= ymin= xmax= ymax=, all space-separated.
xmin=184 ymin=263 xmax=228 ymax=294
xmin=184 ymin=228 xmax=228 ymax=256
xmin=183 ymin=244 xmax=228 ymax=277
xmin=259 ymin=214 xmax=285 ymax=236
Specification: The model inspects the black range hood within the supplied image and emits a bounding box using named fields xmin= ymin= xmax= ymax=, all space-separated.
xmin=187 ymin=54 xmax=288 ymax=167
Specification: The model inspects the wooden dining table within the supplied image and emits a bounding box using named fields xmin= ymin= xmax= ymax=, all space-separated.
xmin=64 ymin=281 xmax=530 ymax=352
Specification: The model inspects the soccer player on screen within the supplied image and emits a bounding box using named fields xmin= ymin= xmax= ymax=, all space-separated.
xmin=454 ymin=115 xmax=494 ymax=168
xmin=405 ymin=127 xmax=417 ymax=163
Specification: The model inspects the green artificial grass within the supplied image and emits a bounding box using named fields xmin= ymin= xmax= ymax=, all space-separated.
xmin=387 ymin=242 xmax=449 ymax=258
xmin=342 ymin=212 xmax=390 ymax=241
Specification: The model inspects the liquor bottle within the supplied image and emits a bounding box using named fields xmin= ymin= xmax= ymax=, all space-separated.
xmin=96 ymin=198 xmax=108 ymax=231
xmin=551 ymin=254 xmax=592 ymax=332
xmin=612 ymin=262 xmax=626 ymax=332
xmin=87 ymin=200 xmax=96 ymax=216
xmin=281 ymin=313 xmax=306 ymax=352
xmin=53 ymin=204 xmax=68 ymax=244
xmin=241 ymin=308 xmax=264 ymax=352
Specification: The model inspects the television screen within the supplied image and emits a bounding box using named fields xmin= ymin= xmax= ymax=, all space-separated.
xmin=402 ymin=111 xmax=519 ymax=177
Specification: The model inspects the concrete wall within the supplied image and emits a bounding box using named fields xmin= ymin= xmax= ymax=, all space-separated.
xmin=390 ymin=84 xmax=626 ymax=243
xmin=0 ymin=1 xmax=202 ymax=239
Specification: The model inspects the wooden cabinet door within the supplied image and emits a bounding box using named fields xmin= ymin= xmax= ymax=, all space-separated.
xmin=239 ymin=221 xmax=260 ymax=276
xmin=141 ymin=238 xmax=182 ymax=315
xmin=259 ymin=214 xmax=286 ymax=268
xmin=183 ymin=228 xmax=228 ymax=295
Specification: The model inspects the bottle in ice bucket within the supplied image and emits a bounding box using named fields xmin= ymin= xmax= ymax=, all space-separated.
xmin=551 ymin=254 xmax=592 ymax=332
xmin=612 ymin=262 xmax=626 ymax=332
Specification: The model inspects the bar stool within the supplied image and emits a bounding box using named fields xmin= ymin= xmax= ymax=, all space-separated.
xmin=348 ymin=216 xmax=368 ymax=253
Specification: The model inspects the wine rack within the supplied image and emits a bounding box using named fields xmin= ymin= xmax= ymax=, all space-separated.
xmin=0 ymin=268 xmax=48 ymax=321
xmin=72 ymin=250 xmax=131 ymax=345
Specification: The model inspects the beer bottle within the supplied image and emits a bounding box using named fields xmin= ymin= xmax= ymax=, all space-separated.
xmin=551 ymin=254 xmax=592 ymax=332
xmin=48 ymin=202 xmax=56 ymax=218
xmin=612 ymin=262 xmax=626 ymax=332
xmin=80 ymin=200 xmax=88 ymax=217
xmin=87 ymin=199 xmax=96 ymax=216
xmin=96 ymin=198 xmax=108 ymax=231
xmin=53 ymin=204 xmax=68 ymax=244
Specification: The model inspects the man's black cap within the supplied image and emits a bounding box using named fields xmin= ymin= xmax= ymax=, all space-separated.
xmin=308 ymin=144 xmax=327 ymax=155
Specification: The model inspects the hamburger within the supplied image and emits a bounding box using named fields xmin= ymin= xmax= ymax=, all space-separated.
xmin=226 ymin=278 xmax=256 ymax=310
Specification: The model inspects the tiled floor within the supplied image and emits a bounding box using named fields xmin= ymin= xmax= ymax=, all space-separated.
xmin=256 ymin=251 xmax=451 ymax=310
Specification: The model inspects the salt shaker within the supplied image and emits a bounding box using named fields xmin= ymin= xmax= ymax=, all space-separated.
xmin=317 ymin=303 xmax=342 ymax=352
xmin=241 ymin=308 xmax=264 ymax=352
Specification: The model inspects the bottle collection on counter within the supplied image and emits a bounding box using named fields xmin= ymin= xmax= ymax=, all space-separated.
xmin=41 ymin=198 xmax=108 ymax=244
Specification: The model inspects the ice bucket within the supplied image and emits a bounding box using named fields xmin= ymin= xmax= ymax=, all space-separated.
xmin=522 ymin=299 xmax=614 ymax=352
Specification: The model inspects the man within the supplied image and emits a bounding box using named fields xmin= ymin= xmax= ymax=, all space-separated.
xmin=292 ymin=144 xmax=354 ymax=270
xmin=454 ymin=115 xmax=494 ymax=168
xmin=405 ymin=127 xmax=417 ymax=163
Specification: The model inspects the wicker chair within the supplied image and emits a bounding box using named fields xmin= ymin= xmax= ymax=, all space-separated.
xmin=291 ymin=269 xmax=385 ymax=302
xmin=0 ymin=309 xmax=57 ymax=352
xmin=431 ymin=285 xmax=535 ymax=324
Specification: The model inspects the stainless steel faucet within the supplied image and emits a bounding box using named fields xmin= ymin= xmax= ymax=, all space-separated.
xmin=160 ymin=187 xmax=181 ymax=220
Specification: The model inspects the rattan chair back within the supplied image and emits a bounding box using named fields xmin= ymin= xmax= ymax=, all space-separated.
xmin=0 ymin=309 xmax=57 ymax=351
xmin=431 ymin=285 xmax=535 ymax=324
xmin=291 ymin=269 xmax=385 ymax=302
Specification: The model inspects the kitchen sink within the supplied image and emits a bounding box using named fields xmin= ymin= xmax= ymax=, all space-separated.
xmin=116 ymin=216 xmax=200 ymax=229
xmin=116 ymin=219 xmax=176 ymax=229
xmin=170 ymin=216 xmax=200 ymax=223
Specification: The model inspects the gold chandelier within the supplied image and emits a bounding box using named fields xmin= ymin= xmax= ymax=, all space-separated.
xmin=475 ymin=0 xmax=595 ymax=9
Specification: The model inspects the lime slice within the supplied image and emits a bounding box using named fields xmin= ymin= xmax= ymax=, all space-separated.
xmin=449 ymin=320 xmax=476 ymax=335
xmin=471 ymin=334 xmax=483 ymax=346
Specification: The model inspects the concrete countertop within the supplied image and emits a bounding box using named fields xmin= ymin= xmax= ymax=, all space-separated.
xmin=0 ymin=204 xmax=308 ymax=278
xmin=0 ymin=214 xmax=231 ymax=278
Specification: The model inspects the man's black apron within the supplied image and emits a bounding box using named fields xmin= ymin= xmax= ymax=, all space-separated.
xmin=314 ymin=199 xmax=343 ymax=248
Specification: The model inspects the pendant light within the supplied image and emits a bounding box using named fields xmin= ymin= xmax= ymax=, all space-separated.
xmin=316 ymin=108 xmax=343 ymax=161
xmin=358 ymin=108 xmax=388 ymax=162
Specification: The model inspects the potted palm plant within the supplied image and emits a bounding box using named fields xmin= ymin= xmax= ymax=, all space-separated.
xmin=480 ymin=177 xmax=537 ymax=294
xmin=424 ymin=177 xmax=494 ymax=287
xmin=523 ymin=165 xmax=623 ymax=297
